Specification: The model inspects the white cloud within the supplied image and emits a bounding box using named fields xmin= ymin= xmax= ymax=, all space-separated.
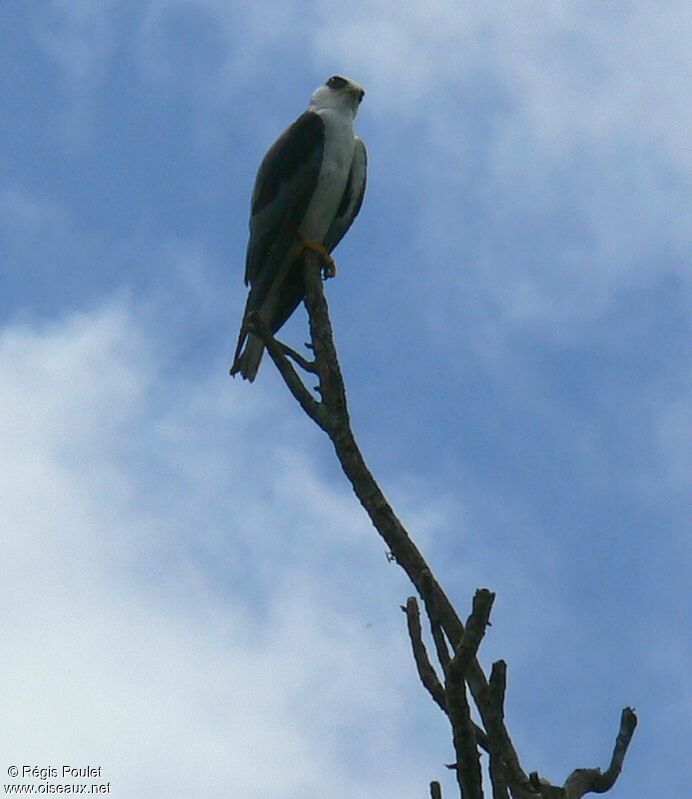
xmin=33 ymin=0 xmax=692 ymax=170
xmin=310 ymin=2 xmax=692 ymax=164
xmin=0 ymin=302 xmax=461 ymax=798
xmin=9 ymin=6 xmax=689 ymax=790
xmin=302 ymin=2 xmax=692 ymax=332
xmin=29 ymin=0 xmax=117 ymax=145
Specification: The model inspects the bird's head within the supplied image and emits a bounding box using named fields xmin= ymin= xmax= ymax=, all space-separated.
xmin=310 ymin=75 xmax=365 ymax=118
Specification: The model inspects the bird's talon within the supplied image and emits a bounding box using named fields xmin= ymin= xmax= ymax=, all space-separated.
xmin=299 ymin=234 xmax=337 ymax=278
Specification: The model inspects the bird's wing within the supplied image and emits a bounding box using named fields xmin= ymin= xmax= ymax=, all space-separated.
xmin=244 ymin=111 xmax=325 ymax=303
xmin=323 ymin=136 xmax=367 ymax=253
xmin=231 ymin=111 xmax=324 ymax=376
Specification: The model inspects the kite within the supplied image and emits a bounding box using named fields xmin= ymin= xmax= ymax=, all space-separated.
xmin=230 ymin=75 xmax=367 ymax=381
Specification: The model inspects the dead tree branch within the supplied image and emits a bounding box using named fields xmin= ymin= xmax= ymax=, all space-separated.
xmin=250 ymin=252 xmax=637 ymax=797
xmin=404 ymin=597 xmax=447 ymax=714
xmin=529 ymin=707 xmax=638 ymax=799
xmin=486 ymin=661 xmax=510 ymax=799
xmin=420 ymin=569 xmax=452 ymax=672
xmin=445 ymin=590 xmax=495 ymax=799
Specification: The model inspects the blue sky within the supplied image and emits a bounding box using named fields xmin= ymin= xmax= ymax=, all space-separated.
xmin=1 ymin=2 xmax=690 ymax=797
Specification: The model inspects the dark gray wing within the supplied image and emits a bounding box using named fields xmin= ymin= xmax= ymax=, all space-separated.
xmin=231 ymin=111 xmax=323 ymax=376
xmin=323 ymin=136 xmax=367 ymax=253
xmin=244 ymin=111 xmax=324 ymax=302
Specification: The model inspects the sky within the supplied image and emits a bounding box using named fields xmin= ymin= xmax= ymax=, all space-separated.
xmin=1 ymin=2 xmax=690 ymax=797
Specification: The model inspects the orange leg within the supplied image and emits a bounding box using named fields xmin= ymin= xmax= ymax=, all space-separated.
xmin=298 ymin=233 xmax=337 ymax=279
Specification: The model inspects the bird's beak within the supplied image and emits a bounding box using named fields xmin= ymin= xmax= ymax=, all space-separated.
xmin=352 ymin=87 xmax=365 ymax=104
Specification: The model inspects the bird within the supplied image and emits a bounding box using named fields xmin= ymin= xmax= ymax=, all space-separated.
xmin=230 ymin=75 xmax=367 ymax=381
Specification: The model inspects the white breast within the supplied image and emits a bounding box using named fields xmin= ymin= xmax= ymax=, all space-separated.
xmin=299 ymin=108 xmax=355 ymax=243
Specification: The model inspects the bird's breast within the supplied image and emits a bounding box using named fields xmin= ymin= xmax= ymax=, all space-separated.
xmin=299 ymin=111 xmax=355 ymax=243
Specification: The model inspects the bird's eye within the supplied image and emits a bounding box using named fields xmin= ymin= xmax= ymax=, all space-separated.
xmin=326 ymin=75 xmax=348 ymax=89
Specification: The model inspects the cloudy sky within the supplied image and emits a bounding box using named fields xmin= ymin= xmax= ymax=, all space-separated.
xmin=1 ymin=2 xmax=690 ymax=797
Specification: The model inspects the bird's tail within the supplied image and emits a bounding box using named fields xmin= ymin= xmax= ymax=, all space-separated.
xmin=229 ymin=332 xmax=264 ymax=382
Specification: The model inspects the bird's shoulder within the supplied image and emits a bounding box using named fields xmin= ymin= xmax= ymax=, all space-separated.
xmin=251 ymin=110 xmax=325 ymax=216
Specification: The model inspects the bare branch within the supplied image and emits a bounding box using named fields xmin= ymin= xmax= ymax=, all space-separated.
xmin=448 ymin=589 xmax=495 ymax=679
xmin=482 ymin=661 xmax=537 ymax=799
xmin=403 ymin=597 xmax=447 ymax=714
xmin=487 ymin=661 xmax=510 ymax=799
xmin=529 ymin=775 xmax=562 ymax=799
xmin=598 ymin=708 xmax=638 ymax=790
xmin=249 ymin=313 xmax=328 ymax=430
xmin=261 ymin=252 xmax=636 ymax=799
xmin=420 ymin=569 xmax=452 ymax=671
xmin=418 ymin=574 xmax=493 ymax=757
xmin=445 ymin=676 xmax=482 ymax=799
xmin=488 ymin=756 xmax=510 ymax=799
xmin=277 ymin=341 xmax=318 ymax=373
xmin=561 ymin=707 xmax=638 ymax=798
xmin=301 ymin=255 xmax=538 ymax=791
xmin=300 ymin=258 xmax=524 ymax=767
xmin=445 ymin=591 xmax=495 ymax=799
xmin=430 ymin=781 xmax=443 ymax=799
xmin=403 ymin=595 xmax=491 ymax=757
xmin=301 ymin=252 xmax=349 ymax=422
xmin=488 ymin=661 xmax=506 ymax=722
xmin=528 ymin=708 xmax=637 ymax=799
